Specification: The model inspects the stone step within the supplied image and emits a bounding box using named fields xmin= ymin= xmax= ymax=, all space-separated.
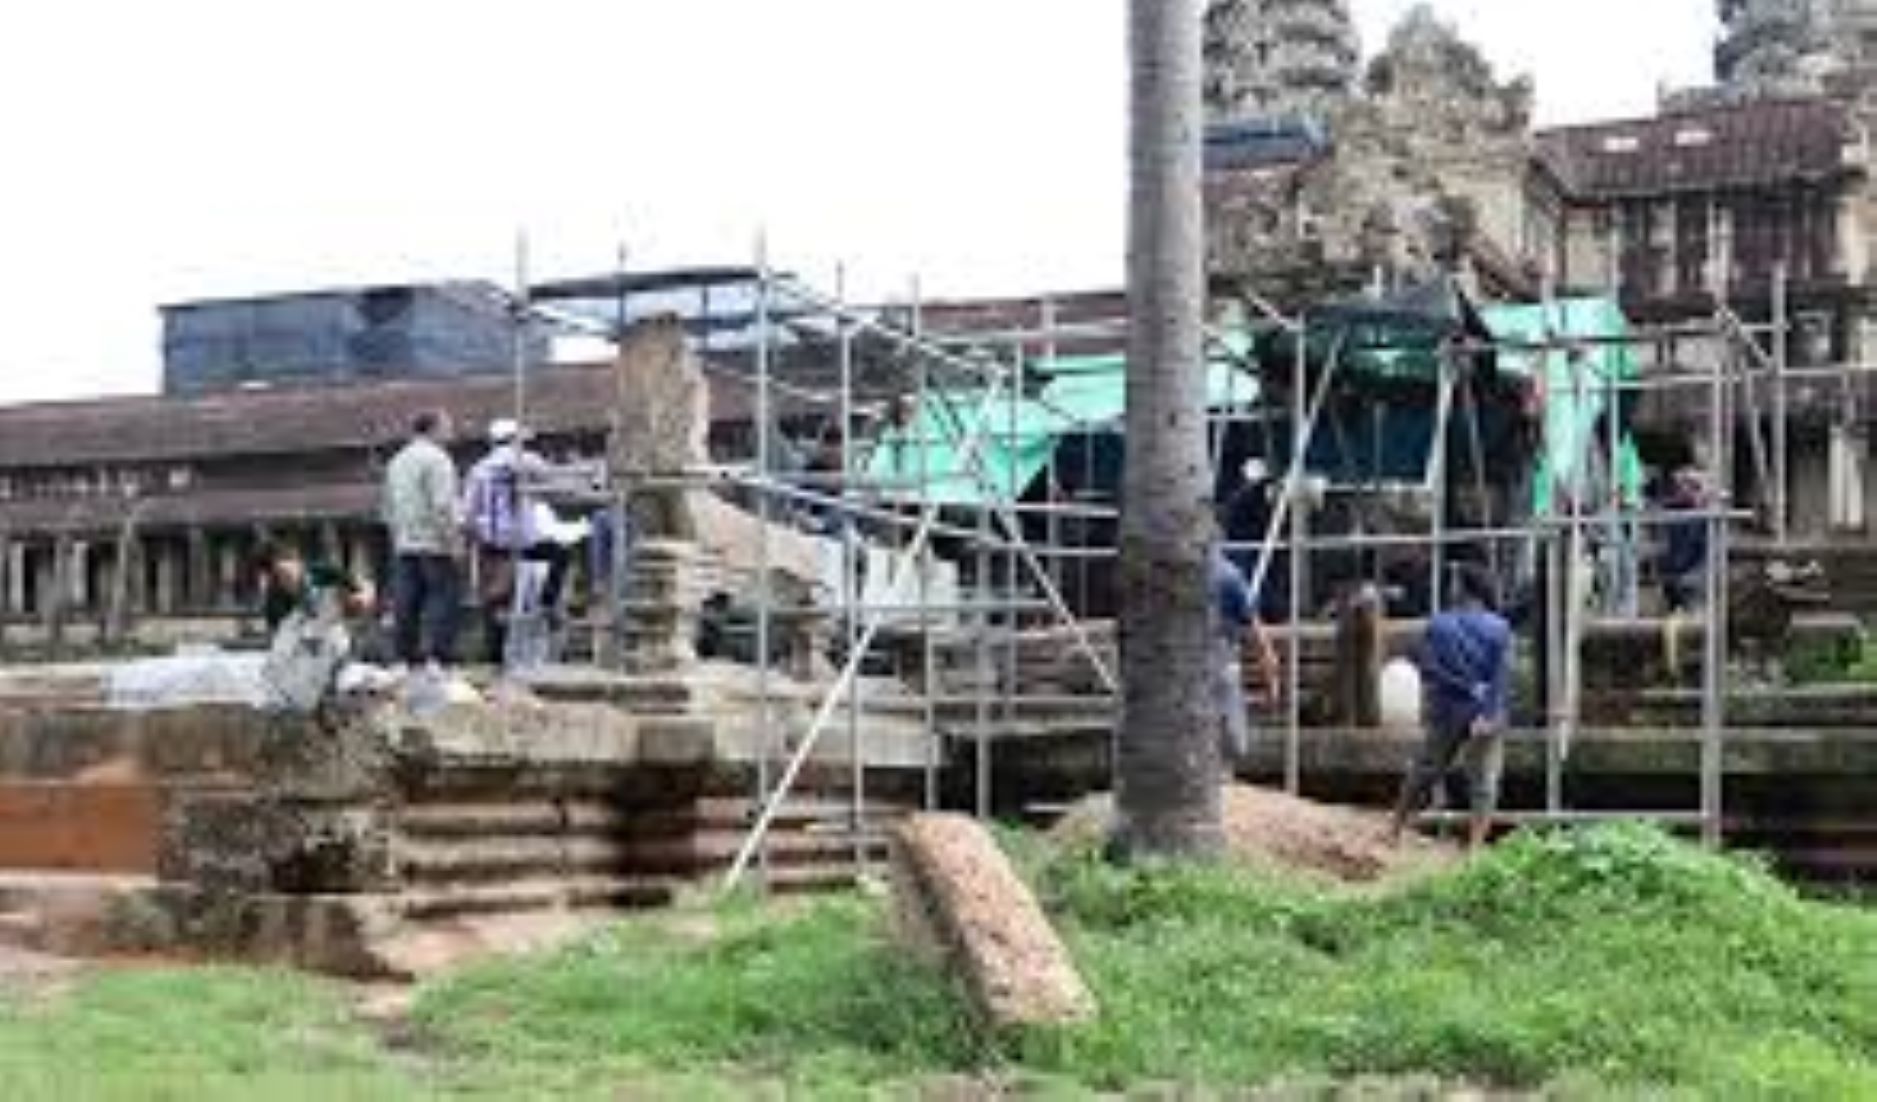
xmin=621 ymin=797 xmax=898 ymax=836
xmin=396 ymin=861 xmax=860 ymax=921
xmin=397 ymin=801 xmax=622 ymax=841
xmin=730 ymin=863 xmax=871 ymax=895
xmin=399 ymin=824 xmax=882 ymax=885
xmin=0 ymin=910 xmax=44 ymax=950
xmin=624 ymin=831 xmax=886 ymax=877
xmin=0 ymin=872 xmax=155 ymax=957
xmin=398 ymin=837 xmax=629 ymax=884
xmin=399 ymin=877 xmax=678 ymax=921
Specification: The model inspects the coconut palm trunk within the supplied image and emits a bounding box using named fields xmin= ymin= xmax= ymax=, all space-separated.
xmin=1113 ymin=0 xmax=1223 ymax=860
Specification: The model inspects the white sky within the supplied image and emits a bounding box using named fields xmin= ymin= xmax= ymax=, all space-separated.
xmin=0 ymin=0 xmax=1713 ymax=405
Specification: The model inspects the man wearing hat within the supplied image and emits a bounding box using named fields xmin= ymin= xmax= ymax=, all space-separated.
xmin=461 ymin=417 xmax=574 ymax=666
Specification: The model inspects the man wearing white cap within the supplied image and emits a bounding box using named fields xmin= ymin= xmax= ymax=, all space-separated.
xmin=461 ymin=418 xmax=574 ymax=666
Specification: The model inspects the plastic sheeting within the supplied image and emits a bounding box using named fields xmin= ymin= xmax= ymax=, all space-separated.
xmin=1482 ymin=297 xmax=1645 ymax=517
xmin=106 ymin=649 xmax=272 ymax=710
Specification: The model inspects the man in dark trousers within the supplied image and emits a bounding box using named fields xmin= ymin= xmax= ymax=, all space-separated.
xmin=1212 ymin=544 xmax=1280 ymax=766
xmin=461 ymin=418 xmax=577 ymax=666
xmin=380 ymin=409 xmax=463 ymax=673
xmin=1660 ymin=467 xmax=1709 ymax=613
xmin=1390 ymin=562 xmax=1512 ymax=852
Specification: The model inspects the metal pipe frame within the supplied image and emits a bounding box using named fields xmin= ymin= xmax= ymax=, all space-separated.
xmin=591 ymin=249 xmax=1774 ymax=890
xmin=723 ymin=358 xmax=1028 ymax=890
xmin=753 ymin=237 xmax=776 ymax=888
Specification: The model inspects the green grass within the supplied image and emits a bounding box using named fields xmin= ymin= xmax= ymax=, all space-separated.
xmin=0 ymin=824 xmax=1872 ymax=1097
xmin=1022 ymin=823 xmax=1877 ymax=1096
xmin=0 ymin=968 xmax=433 ymax=1101
xmin=1786 ymin=631 xmax=1877 ymax=685
xmin=410 ymin=894 xmax=988 ymax=1097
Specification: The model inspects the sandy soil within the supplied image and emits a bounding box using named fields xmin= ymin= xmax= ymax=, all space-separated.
xmin=1053 ymin=785 xmax=1459 ymax=886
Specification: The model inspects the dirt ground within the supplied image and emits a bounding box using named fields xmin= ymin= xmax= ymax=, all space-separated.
xmin=1053 ymin=785 xmax=1459 ymax=886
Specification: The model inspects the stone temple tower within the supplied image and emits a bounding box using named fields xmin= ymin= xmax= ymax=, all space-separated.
xmin=1204 ymin=0 xmax=1360 ymax=123
xmin=1716 ymin=0 xmax=1877 ymax=96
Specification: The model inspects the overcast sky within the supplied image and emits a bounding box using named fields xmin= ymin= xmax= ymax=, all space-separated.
xmin=0 ymin=0 xmax=1713 ymax=405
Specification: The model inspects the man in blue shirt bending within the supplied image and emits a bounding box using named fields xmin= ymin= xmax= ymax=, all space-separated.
xmin=1212 ymin=546 xmax=1280 ymax=765
xmin=1390 ymin=562 xmax=1512 ymax=852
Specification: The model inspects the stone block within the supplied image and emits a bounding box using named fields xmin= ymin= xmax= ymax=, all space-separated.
xmin=0 ymin=782 xmax=160 ymax=873
xmin=148 ymin=886 xmax=407 ymax=978
xmin=160 ymin=792 xmax=395 ymax=894
xmin=890 ymin=813 xmax=1095 ymax=1031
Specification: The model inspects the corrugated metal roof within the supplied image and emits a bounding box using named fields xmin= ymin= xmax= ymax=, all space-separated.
xmin=1537 ymin=97 xmax=1861 ymax=198
xmin=0 ymin=362 xmax=785 ymax=471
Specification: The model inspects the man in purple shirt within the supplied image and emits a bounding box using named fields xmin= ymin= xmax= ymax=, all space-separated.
xmin=462 ymin=418 xmax=573 ymax=665
xmin=1390 ymin=562 xmax=1512 ymax=852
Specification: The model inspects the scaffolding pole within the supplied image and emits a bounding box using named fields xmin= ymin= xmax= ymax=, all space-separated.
xmin=753 ymin=237 xmax=776 ymax=889
xmin=670 ymin=258 xmax=1795 ymax=885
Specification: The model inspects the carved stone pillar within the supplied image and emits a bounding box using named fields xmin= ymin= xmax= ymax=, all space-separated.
xmin=619 ymin=540 xmax=711 ymax=673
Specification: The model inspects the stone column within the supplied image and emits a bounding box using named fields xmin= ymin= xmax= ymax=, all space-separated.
xmin=186 ymin=528 xmax=210 ymax=611
xmin=32 ymin=545 xmax=53 ymax=619
xmin=155 ymin=541 xmax=179 ymax=615
xmin=218 ymin=540 xmax=240 ymax=612
xmin=608 ymin=320 xmax=834 ymax=679
xmin=0 ymin=536 xmax=10 ymax=652
xmin=69 ymin=540 xmax=90 ymax=612
xmin=96 ymin=544 xmax=117 ymax=636
xmin=6 ymin=542 xmax=23 ymax=616
xmin=611 ymin=320 xmax=713 ymax=674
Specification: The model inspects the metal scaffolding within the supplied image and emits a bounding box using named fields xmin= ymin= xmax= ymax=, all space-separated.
xmin=499 ymin=251 xmax=1866 ymax=891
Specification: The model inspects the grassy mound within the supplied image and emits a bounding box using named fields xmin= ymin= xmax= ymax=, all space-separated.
xmin=0 ymin=824 xmax=1868 ymax=1097
xmin=1024 ymin=823 xmax=1877 ymax=1095
xmin=412 ymin=897 xmax=986 ymax=1095
xmin=412 ymin=823 xmax=1877 ymax=1096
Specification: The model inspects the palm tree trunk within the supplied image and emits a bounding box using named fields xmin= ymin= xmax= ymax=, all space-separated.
xmin=1114 ymin=0 xmax=1223 ymax=860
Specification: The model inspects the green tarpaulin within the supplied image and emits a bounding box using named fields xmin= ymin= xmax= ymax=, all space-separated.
xmin=1480 ymin=297 xmax=1644 ymax=516
xmin=863 ymin=356 xmax=1258 ymax=506
xmin=862 ymin=292 xmax=1644 ymax=516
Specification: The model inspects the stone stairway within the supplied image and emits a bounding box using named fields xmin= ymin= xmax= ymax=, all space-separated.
xmin=388 ymin=791 xmax=895 ymax=924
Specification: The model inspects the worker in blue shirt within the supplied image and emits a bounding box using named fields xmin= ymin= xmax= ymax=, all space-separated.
xmin=1659 ymin=468 xmax=1709 ymax=613
xmin=1212 ymin=546 xmax=1280 ymax=765
xmin=1390 ymin=562 xmax=1512 ymax=852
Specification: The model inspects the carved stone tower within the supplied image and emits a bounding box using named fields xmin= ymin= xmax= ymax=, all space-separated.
xmin=1716 ymin=0 xmax=1877 ymax=96
xmin=1204 ymin=0 xmax=1360 ymax=122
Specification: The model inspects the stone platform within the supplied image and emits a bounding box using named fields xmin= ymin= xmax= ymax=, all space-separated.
xmin=966 ymin=712 xmax=1877 ymax=882
xmin=0 ymin=662 xmax=935 ymax=976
